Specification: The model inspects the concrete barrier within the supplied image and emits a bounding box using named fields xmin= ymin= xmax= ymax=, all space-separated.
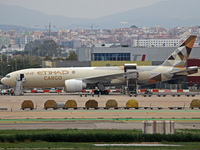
xmin=143 ymin=120 xmax=174 ymax=134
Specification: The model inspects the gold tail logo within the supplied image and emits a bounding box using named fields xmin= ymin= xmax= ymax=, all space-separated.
xmin=161 ymin=35 xmax=197 ymax=67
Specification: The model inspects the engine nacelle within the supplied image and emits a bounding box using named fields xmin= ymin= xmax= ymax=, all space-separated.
xmin=65 ymin=79 xmax=86 ymax=92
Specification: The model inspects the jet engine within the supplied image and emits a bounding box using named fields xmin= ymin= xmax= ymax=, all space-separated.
xmin=65 ymin=79 xmax=86 ymax=92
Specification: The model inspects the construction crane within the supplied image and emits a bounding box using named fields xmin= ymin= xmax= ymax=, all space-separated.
xmin=76 ymin=24 xmax=99 ymax=30
xmin=44 ymin=23 xmax=56 ymax=40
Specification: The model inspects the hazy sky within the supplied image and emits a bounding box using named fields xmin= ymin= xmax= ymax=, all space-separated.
xmin=0 ymin=0 xmax=167 ymax=18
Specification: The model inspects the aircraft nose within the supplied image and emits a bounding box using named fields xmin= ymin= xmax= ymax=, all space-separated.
xmin=1 ymin=77 xmax=5 ymax=84
xmin=1 ymin=77 xmax=10 ymax=85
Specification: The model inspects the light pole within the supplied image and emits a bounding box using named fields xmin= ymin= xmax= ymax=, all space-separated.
xmin=43 ymin=50 xmax=46 ymax=59
xmin=14 ymin=59 xmax=17 ymax=71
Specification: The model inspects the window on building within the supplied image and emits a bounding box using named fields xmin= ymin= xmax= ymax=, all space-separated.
xmin=94 ymin=53 xmax=130 ymax=61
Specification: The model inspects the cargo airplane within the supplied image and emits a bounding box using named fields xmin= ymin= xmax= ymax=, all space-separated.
xmin=1 ymin=35 xmax=198 ymax=94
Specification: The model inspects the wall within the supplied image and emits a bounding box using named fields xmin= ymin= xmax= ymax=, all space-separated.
xmin=56 ymin=60 xmax=91 ymax=67
xmin=91 ymin=61 xmax=152 ymax=67
xmin=187 ymin=58 xmax=200 ymax=85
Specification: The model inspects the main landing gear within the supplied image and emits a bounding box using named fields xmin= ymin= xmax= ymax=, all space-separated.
xmin=93 ymin=82 xmax=110 ymax=95
xmin=94 ymin=90 xmax=109 ymax=95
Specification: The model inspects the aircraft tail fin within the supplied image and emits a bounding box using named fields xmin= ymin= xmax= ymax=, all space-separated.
xmin=161 ymin=35 xmax=197 ymax=67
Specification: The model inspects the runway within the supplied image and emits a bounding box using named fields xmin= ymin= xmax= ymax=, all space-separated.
xmin=0 ymin=93 xmax=199 ymax=130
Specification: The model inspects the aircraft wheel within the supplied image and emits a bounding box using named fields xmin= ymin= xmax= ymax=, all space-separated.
xmin=104 ymin=90 xmax=109 ymax=95
xmin=94 ymin=90 xmax=99 ymax=95
xmin=99 ymin=90 xmax=109 ymax=95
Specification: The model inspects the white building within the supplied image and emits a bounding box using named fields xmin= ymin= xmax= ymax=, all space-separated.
xmin=133 ymin=38 xmax=181 ymax=47
xmin=15 ymin=35 xmax=33 ymax=46
xmin=0 ymin=36 xmax=10 ymax=48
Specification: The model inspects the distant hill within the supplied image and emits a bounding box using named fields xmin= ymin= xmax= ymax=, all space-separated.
xmin=0 ymin=24 xmax=41 ymax=32
xmin=0 ymin=0 xmax=200 ymax=30
xmin=94 ymin=0 xmax=200 ymax=28
xmin=0 ymin=4 xmax=90 ymax=31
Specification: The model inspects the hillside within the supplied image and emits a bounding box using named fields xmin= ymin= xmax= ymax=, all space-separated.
xmin=0 ymin=0 xmax=199 ymax=30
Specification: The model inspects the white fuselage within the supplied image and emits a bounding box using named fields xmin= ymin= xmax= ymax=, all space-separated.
xmin=1 ymin=66 xmax=177 ymax=89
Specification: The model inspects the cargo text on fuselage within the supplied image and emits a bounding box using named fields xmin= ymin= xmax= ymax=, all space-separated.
xmin=37 ymin=70 xmax=69 ymax=80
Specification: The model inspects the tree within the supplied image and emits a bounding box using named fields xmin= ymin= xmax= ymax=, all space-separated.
xmin=66 ymin=52 xmax=77 ymax=60
xmin=43 ymin=54 xmax=52 ymax=61
xmin=25 ymin=40 xmax=65 ymax=58
xmin=0 ymin=54 xmax=8 ymax=62
xmin=24 ymin=40 xmax=42 ymax=52
xmin=55 ymin=57 xmax=64 ymax=61
xmin=0 ymin=54 xmax=41 ymax=76
xmin=0 ymin=45 xmax=6 ymax=50
xmin=106 ymin=29 xmax=111 ymax=33
xmin=130 ymin=25 xmax=138 ymax=28
xmin=38 ymin=40 xmax=59 ymax=57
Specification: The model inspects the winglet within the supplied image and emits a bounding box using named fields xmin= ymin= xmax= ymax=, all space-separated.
xmin=161 ymin=35 xmax=197 ymax=67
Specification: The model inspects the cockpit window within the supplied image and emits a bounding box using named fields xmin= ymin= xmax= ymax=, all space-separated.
xmin=5 ymin=75 xmax=10 ymax=78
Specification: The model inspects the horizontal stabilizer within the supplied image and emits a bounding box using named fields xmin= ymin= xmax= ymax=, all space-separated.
xmin=170 ymin=66 xmax=198 ymax=76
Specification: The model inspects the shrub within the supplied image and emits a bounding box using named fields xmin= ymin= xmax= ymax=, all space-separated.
xmin=0 ymin=131 xmax=200 ymax=143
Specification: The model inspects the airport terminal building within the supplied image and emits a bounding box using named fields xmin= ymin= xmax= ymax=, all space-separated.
xmin=77 ymin=46 xmax=200 ymax=64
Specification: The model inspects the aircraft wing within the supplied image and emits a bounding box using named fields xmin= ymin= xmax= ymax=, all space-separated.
xmin=170 ymin=66 xmax=198 ymax=76
xmin=81 ymin=70 xmax=138 ymax=84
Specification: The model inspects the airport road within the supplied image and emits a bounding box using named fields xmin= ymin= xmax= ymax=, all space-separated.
xmin=0 ymin=109 xmax=200 ymax=119
xmin=0 ymin=93 xmax=199 ymax=130
xmin=0 ymin=120 xmax=142 ymax=130
xmin=0 ymin=119 xmax=200 ymax=130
